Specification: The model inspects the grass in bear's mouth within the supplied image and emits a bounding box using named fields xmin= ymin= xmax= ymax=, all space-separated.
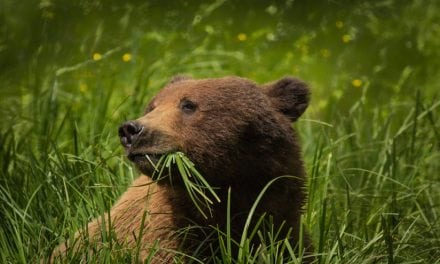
xmin=146 ymin=152 xmax=221 ymax=219
xmin=144 ymin=153 xmax=163 ymax=164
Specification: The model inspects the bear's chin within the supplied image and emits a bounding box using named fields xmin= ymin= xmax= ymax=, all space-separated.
xmin=131 ymin=155 xmax=180 ymax=182
xmin=137 ymin=164 xmax=157 ymax=178
xmin=129 ymin=154 xmax=162 ymax=177
xmin=133 ymin=159 xmax=190 ymax=187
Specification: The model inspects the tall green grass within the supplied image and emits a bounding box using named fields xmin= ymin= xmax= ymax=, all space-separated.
xmin=1 ymin=62 xmax=439 ymax=263
xmin=302 ymin=86 xmax=440 ymax=263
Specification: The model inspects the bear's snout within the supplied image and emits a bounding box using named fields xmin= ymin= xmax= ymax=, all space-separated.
xmin=118 ymin=121 xmax=143 ymax=148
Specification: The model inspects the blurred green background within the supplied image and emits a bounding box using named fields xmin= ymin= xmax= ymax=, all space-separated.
xmin=1 ymin=0 xmax=439 ymax=263
xmin=2 ymin=0 xmax=440 ymax=115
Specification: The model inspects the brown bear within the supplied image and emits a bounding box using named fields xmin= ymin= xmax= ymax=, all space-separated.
xmin=51 ymin=76 xmax=313 ymax=263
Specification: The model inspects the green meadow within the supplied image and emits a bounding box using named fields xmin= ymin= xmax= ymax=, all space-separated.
xmin=1 ymin=1 xmax=439 ymax=263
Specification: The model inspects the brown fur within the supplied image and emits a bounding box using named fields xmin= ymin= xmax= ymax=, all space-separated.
xmin=52 ymin=76 xmax=313 ymax=263
xmin=51 ymin=176 xmax=192 ymax=263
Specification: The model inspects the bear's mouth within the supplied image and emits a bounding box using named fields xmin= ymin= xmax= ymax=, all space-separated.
xmin=126 ymin=149 xmax=179 ymax=177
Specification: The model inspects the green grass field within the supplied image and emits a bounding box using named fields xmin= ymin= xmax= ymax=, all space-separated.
xmin=1 ymin=1 xmax=440 ymax=263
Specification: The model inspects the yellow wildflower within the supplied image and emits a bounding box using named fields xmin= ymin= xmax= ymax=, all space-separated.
xmin=352 ymin=79 xmax=363 ymax=87
xmin=92 ymin=53 xmax=102 ymax=61
xmin=237 ymin=33 xmax=247 ymax=41
xmin=336 ymin=21 xmax=344 ymax=29
xmin=122 ymin=53 xmax=132 ymax=62
xmin=342 ymin=34 xmax=352 ymax=43
xmin=79 ymin=82 xmax=88 ymax=93
xmin=318 ymin=99 xmax=328 ymax=109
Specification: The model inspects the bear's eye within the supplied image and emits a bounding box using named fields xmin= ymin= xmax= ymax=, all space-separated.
xmin=180 ymin=99 xmax=197 ymax=114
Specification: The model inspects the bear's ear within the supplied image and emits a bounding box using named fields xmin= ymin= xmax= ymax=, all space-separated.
xmin=263 ymin=77 xmax=310 ymax=121
xmin=168 ymin=75 xmax=192 ymax=84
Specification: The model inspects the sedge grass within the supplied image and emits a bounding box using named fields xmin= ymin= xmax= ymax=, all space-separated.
xmin=148 ymin=152 xmax=221 ymax=219
xmin=1 ymin=73 xmax=439 ymax=263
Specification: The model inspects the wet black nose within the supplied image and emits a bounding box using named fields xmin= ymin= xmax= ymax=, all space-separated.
xmin=118 ymin=121 xmax=143 ymax=148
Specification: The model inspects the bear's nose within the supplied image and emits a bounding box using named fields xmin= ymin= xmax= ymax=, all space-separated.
xmin=118 ymin=121 xmax=143 ymax=148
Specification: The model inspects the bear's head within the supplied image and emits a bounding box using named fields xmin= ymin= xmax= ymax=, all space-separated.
xmin=119 ymin=76 xmax=309 ymax=187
